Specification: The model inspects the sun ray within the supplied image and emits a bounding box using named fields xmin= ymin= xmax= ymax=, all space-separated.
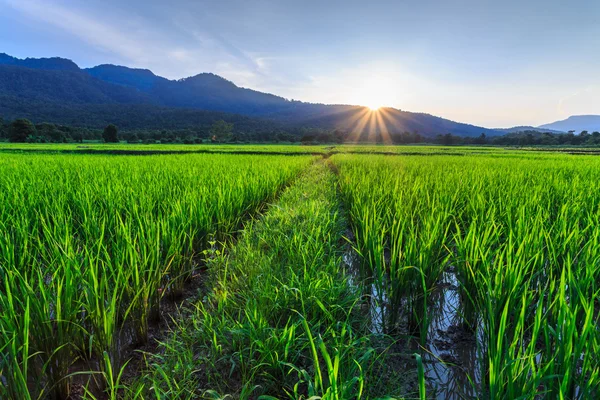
xmin=346 ymin=108 xmax=372 ymax=143
xmin=367 ymin=111 xmax=377 ymax=143
xmin=356 ymin=110 xmax=376 ymax=142
xmin=378 ymin=108 xmax=395 ymax=144
xmin=344 ymin=107 xmax=370 ymax=130
xmin=375 ymin=109 xmax=392 ymax=144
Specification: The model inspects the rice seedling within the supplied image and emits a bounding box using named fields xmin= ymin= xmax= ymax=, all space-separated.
xmin=332 ymin=152 xmax=600 ymax=398
xmin=130 ymin=161 xmax=392 ymax=399
xmin=0 ymin=152 xmax=311 ymax=399
xmin=4 ymin=146 xmax=600 ymax=399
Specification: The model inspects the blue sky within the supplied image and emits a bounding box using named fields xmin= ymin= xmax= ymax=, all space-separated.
xmin=1 ymin=0 xmax=598 ymax=127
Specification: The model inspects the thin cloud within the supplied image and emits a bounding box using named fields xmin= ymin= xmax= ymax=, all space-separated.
xmin=558 ymin=86 xmax=600 ymax=117
xmin=1 ymin=0 xmax=270 ymax=85
xmin=2 ymin=0 xmax=146 ymax=63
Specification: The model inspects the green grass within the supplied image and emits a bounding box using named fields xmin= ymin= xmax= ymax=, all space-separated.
xmin=0 ymin=153 xmax=312 ymax=399
xmin=3 ymin=146 xmax=600 ymax=399
xmin=130 ymin=161 xmax=398 ymax=399
xmin=0 ymin=142 xmax=327 ymax=154
xmin=332 ymin=153 xmax=600 ymax=398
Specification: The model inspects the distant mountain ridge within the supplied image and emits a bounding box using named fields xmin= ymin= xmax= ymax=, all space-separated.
xmin=538 ymin=115 xmax=600 ymax=133
xmin=0 ymin=53 xmax=80 ymax=71
xmin=497 ymin=126 xmax=566 ymax=134
xmin=85 ymin=64 xmax=165 ymax=92
xmin=0 ymin=53 xmax=501 ymax=136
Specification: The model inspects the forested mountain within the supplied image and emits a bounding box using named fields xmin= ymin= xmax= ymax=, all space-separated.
xmin=539 ymin=115 xmax=600 ymax=133
xmin=497 ymin=126 xmax=566 ymax=134
xmin=0 ymin=65 xmax=153 ymax=105
xmin=0 ymin=53 xmax=501 ymax=137
xmin=0 ymin=53 xmax=80 ymax=71
xmin=0 ymin=95 xmax=283 ymax=134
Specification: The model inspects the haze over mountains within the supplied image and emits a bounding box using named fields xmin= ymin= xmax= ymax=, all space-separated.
xmin=1 ymin=53 xmax=595 ymax=137
xmin=539 ymin=116 xmax=600 ymax=133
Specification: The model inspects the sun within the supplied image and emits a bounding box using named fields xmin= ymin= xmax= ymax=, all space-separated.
xmin=360 ymin=94 xmax=385 ymax=111
xmin=347 ymin=65 xmax=405 ymax=113
xmin=350 ymin=76 xmax=390 ymax=111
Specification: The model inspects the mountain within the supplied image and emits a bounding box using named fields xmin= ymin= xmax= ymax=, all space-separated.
xmin=85 ymin=65 xmax=291 ymax=115
xmin=85 ymin=64 xmax=166 ymax=92
xmin=0 ymin=94 xmax=283 ymax=132
xmin=288 ymin=105 xmax=497 ymax=138
xmin=0 ymin=53 xmax=501 ymax=136
xmin=539 ymin=115 xmax=600 ymax=133
xmin=0 ymin=64 xmax=153 ymax=105
xmin=0 ymin=53 xmax=80 ymax=71
xmin=498 ymin=126 xmax=566 ymax=134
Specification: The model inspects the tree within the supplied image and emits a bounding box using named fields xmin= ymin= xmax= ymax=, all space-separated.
xmin=475 ymin=132 xmax=487 ymax=144
xmin=183 ymin=135 xmax=196 ymax=144
xmin=127 ymin=132 xmax=140 ymax=143
xmin=210 ymin=120 xmax=233 ymax=142
xmin=102 ymin=124 xmax=119 ymax=143
xmin=9 ymin=118 xmax=36 ymax=142
xmin=301 ymin=135 xmax=315 ymax=144
xmin=442 ymin=133 xmax=455 ymax=145
xmin=331 ymin=129 xmax=346 ymax=143
xmin=36 ymin=122 xmax=69 ymax=142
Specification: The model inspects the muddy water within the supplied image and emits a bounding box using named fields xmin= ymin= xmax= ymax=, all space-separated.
xmin=419 ymin=270 xmax=482 ymax=399
xmin=343 ymin=247 xmax=483 ymax=399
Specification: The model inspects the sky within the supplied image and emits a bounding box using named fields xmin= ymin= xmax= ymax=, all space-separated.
xmin=0 ymin=0 xmax=599 ymax=128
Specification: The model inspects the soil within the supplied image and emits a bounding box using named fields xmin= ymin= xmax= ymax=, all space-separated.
xmin=67 ymin=268 xmax=208 ymax=400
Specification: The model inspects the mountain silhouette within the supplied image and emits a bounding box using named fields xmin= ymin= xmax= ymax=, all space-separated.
xmin=538 ymin=115 xmax=600 ymax=133
xmin=0 ymin=53 xmax=500 ymax=136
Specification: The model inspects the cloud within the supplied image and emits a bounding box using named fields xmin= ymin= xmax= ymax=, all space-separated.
xmin=0 ymin=0 xmax=273 ymax=86
xmin=558 ymin=86 xmax=600 ymax=117
xmin=2 ymin=0 xmax=147 ymax=62
xmin=1 ymin=0 xmax=404 ymax=106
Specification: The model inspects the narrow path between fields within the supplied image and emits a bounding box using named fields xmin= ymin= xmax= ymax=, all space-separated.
xmin=124 ymin=161 xmax=407 ymax=399
xmin=68 ymin=157 xmax=314 ymax=399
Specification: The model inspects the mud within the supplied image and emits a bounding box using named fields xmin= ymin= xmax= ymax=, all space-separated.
xmin=419 ymin=270 xmax=482 ymax=399
xmin=66 ymin=267 xmax=207 ymax=399
xmin=342 ymin=244 xmax=484 ymax=399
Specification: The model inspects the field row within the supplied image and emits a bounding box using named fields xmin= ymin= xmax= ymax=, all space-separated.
xmin=128 ymin=162 xmax=388 ymax=398
xmin=334 ymin=154 xmax=600 ymax=398
xmin=2 ymin=142 xmax=591 ymax=157
xmin=0 ymin=153 xmax=312 ymax=399
xmin=2 ymin=149 xmax=600 ymax=399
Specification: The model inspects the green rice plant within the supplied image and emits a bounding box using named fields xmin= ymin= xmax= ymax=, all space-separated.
xmin=80 ymin=351 xmax=131 ymax=400
xmin=414 ymin=353 xmax=425 ymax=400
xmin=332 ymin=152 xmax=600 ymax=398
xmin=132 ymin=162 xmax=388 ymax=398
xmin=0 ymin=298 xmax=38 ymax=400
xmin=334 ymin=155 xmax=454 ymax=337
xmin=0 ymin=153 xmax=311 ymax=398
xmin=5 ymin=146 xmax=600 ymax=398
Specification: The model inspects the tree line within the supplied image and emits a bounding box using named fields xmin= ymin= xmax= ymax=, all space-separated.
xmin=434 ymin=130 xmax=600 ymax=146
xmin=2 ymin=117 xmax=599 ymax=146
xmin=0 ymin=118 xmax=299 ymax=144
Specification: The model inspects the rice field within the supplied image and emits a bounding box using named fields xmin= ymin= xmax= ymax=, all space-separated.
xmin=2 ymin=146 xmax=600 ymax=399
xmin=0 ymin=152 xmax=311 ymax=399
xmin=0 ymin=143 xmax=328 ymax=154
xmin=129 ymin=162 xmax=379 ymax=398
xmin=333 ymin=153 xmax=600 ymax=398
